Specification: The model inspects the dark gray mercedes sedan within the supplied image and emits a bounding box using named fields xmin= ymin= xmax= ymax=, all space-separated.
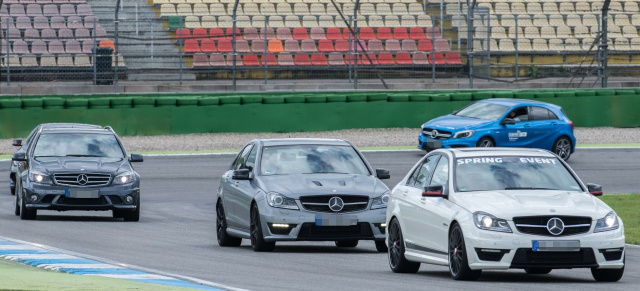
xmin=216 ymin=138 xmax=390 ymax=252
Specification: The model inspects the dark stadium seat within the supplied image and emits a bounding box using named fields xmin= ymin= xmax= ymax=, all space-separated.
xmin=310 ymin=27 xmax=326 ymax=40
xmin=31 ymin=40 xmax=48 ymax=54
xmin=244 ymin=27 xmax=260 ymax=40
xmin=425 ymin=27 xmax=441 ymax=38
xmin=367 ymin=39 xmax=383 ymax=52
xmin=276 ymin=27 xmax=292 ymax=40
xmin=259 ymin=27 xmax=275 ymax=40
xmin=236 ymin=39 xmax=250 ymax=53
xmin=384 ymin=39 xmax=401 ymax=51
xmin=209 ymin=54 xmax=226 ymax=66
xmin=251 ymin=39 xmax=265 ymax=53
xmin=401 ymin=39 xmax=417 ymax=51
xmin=435 ymin=39 xmax=450 ymax=52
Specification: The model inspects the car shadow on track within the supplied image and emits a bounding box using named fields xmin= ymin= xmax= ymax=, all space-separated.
xmin=34 ymin=215 xmax=123 ymax=222
xmin=413 ymin=270 xmax=595 ymax=283
xmin=232 ymin=244 xmax=381 ymax=254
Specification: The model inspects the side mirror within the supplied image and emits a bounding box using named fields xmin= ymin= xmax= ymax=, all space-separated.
xmin=129 ymin=154 xmax=144 ymax=162
xmin=12 ymin=152 xmax=27 ymax=161
xmin=376 ymin=168 xmax=390 ymax=180
xmin=422 ymin=185 xmax=444 ymax=197
xmin=452 ymin=110 xmax=460 ymax=115
xmin=587 ymin=183 xmax=603 ymax=196
xmin=501 ymin=118 xmax=516 ymax=125
xmin=12 ymin=139 xmax=22 ymax=147
xmin=232 ymin=168 xmax=252 ymax=180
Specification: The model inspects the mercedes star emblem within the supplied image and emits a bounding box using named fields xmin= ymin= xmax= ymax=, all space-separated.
xmin=546 ymin=217 xmax=565 ymax=235
xmin=430 ymin=129 xmax=439 ymax=139
xmin=77 ymin=174 xmax=89 ymax=186
xmin=328 ymin=196 xmax=344 ymax=212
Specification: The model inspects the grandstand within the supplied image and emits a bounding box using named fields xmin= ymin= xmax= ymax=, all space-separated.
xmin=0 ymin=0 xmax=638 ymax=84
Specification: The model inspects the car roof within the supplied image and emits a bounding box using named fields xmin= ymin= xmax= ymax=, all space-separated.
xmin=440 ymin=147 xmax=557 ymax=158
xmin=478 ymin=98 xmax=560 ymax=109
xmin=40 ymin=123 xmax=103 ymax=129
xmin=257 ymin=138 xmax=352 ymax=147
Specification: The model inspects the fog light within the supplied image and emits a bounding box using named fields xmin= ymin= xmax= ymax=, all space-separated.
xmin=30 ymin=194 xmax=39 ymax=202
xmin=380 ymin=223 xmax=387 ymax=228
xmin=125 ymin=195 xmax=134 ymax=204
xmin=271 ymin=223 xmax=290 ymax=228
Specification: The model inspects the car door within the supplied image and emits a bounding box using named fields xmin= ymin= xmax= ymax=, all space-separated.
xmin=400 ymin=155 xmax=440 ymax=247
xmin=495 ymin=106 xmax=533 ymax=147
xmin=415 ymin=155 xmax=459 ymax=255
xmin=223 ymin=144 xmax=253 ymax=228
xmin=527 ymin=106 xmax=559 ymax=150
xmin=234 ymin=144 xmax=259 ymax=231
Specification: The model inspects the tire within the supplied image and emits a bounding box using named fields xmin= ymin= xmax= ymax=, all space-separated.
xmin=250 ymin=204 xmax=275 ymax=252
xmin=375 ymin=240 xmax=388 ymax=253
xmin=335 ymin=240 xmax=358 ymax=248
xmin=19 ymin=193 xmax=37 ymax=220
xmin=525 ymin=268 xmax=552 ymax=275
xmin=14 ymin=192 xmax=20 ymax=216
xmin=112 ymin=210 xmax=123 ymax=219
xmin=552 ymin=136 xmax=572 ymax=161
xmin=10 ymin=186 xmax=15 ymax=196
xmin=123 ymin=198 xmax=140 ymax=222
xmin=387 ymin=218 xmax=420 ymax=273
xmin=591 ymin=256 xmax=624 ymax=282
xmin=476 ymin=137 xmax=495 ymax=147
xmin=448 ymin=224 xmax=481 ymax=280
xmin=216 ymin=201 xmax=242 ymax=247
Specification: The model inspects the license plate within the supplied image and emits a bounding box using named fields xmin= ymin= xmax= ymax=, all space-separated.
xmin=532 ymin=240 xmax=580 ymax=252
xmin=65 ymin=189 xmax=99 ymax=198
xmin=315 ymin=214 xmax=357 ymax=226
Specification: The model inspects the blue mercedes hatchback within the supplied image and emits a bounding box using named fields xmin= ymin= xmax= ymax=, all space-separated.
xmin=418 ymin=99 xmax=576 ymax=160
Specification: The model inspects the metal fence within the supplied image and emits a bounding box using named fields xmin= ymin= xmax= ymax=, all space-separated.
xmin=0 ymin=0 xmax=635 ymax=91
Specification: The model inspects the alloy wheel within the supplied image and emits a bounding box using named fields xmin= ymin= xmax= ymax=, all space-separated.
xmin=449 ymin=226 xmax=464 ymax=276
xmin=388 ymin=220 xmax=401 ymax=268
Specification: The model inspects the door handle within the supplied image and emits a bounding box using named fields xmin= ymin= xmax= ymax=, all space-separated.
xmin=524 ymin=124 xmax=531 ymax=128
xmin=402 ymin=190 xmax=408 ymax=196
xmin=551 ymin=122 xmax=558 ymax=126
xmin=234 ymin=181 xmax=240 ymax=187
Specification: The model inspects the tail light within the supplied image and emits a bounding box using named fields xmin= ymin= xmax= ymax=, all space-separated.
xmin=568 ymin=120 xmax=574 ymax=129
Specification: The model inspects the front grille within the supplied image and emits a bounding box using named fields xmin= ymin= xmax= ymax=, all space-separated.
xmin=599 ymin=248 xmax=624 ymax=261
xmin=53 ymin=173 xmax=111 ymax=187
xmin=300 ymin=195 xmax=369 ymax=213
xmin=57 ymin=196 xmax=108 ymax=206
xmin=513 ymin=216 xmax=592 ymax=236
xmin=297 ymin=222 xmax=374 ymax=240
xmin=422 ymin=128 xmax=452 ymax=139
xmin=510 ymin=248 xmax=597 ymax=268
xmin=475 ymin=248 xmax=509 ymax=262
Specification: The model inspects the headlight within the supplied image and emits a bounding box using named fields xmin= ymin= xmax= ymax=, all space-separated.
xmin=594 ymin=211 xmax=619 ymax=233
xmin=371 ymin=192 xmax=390 ymax=209
xmin=29 ymin=170 xmax=52 ymax=184
xmin=113 ymin=172 xmax=135 ymax=185
xmin=473 ymin=212 xmax=512 ymax=233
xmin=453 ymin=130 xmax=475 ymax=139
xmin=266 ymin=192 xmax=298 ymax=210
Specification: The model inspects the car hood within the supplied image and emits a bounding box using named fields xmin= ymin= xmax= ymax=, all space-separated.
xmin=257 ymin=174 xmax=389 ymax=199
xmin=33 ymin=157 xmax=128 ymax=174
xmin=423 ymin=115 xmax=493 ymax=131
xmin=451 ymin=190 xmax=612 ymax=220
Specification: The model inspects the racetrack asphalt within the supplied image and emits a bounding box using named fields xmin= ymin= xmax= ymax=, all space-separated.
xmin=0 ymin=149 xmax=638 ymax=291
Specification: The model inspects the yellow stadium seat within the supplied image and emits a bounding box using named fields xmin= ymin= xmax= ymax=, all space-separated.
xmin=613 ymin=38 xmax=630 ymax=51
xmin=385 ymin=15 xmax=401 ymax=27
xmin=416 ymin=14 xmax=432 ymax=27
xmin=376 ymin=3 xmax=393 ymax=16
xmin=508 ymin=27 xmax=523 ymax=39
xmin=153 ymin=0 xmax=170 ymax=5
xmin=170 ymin=0 xmax=186 ymax=4
xmin=633 ymin=15 xmax=640 ymax=26
xmin=581 ymin=38 xmax=596 ymax=51
xmin=591 ymin=2 xmax=603 ymax=13
xmin=625 ymin=1 xmax=640 ymax=13
xmin=494 ymin=3 xmax=509 ymax=14
xmin=217 ymin=15 xmax=233 ymax=28
xmin=193 ymin=3 xmax=209 ymax=16
xmin=261 ymin=3 xmax=277 ymax=16
xmin=40 ymin=54 xmax=56 ymax=66
xmin=243 ymin=3 xmax=260 ymax=15
xmin=294 ymin=3 xmax=310 ymax=15
xmin=556 ymin=25 xmax=572 ymax=38
xmin=499 ymin=38 xmax=515 ymax=51
xmin=184 ymin=16 xmax=201 ymax=28
xmin=564 ymin=38 xmax=580 ymax=51
xmin=269 ymin=15 xmax=285 ymax=28
xmin=524 ymin=26 xmax=540 ymax=38
xmin=318 ymin=15 xmax=335 ymax=27
xmin=543 ymin=3 xmax=559 ymax=14
xmin=160 ymin=4 xmax=177 ymax=17
xmin=74 ymin=54 xmax=92 ymax=67
xmin=367 ymin=15 xmax=384 ymax=28
xmin=533 ymin=17 xmax=549 ymax=27
xmin=622 ymin=25 xmax=638 ymax=37
xmin=630 ymin=38 xmax=640 ymax=50
xmin=614 ymin=14 xmax=630 ymax=26
xmin=400 ymin=15 xmax=416 ymax=27
xmin=408 ymin=3 xmax=423 ymax=15
xmin=360 ymin=3 xmax=376 ymax=16
xmin=176 ymin=4 xmax=192 ymax=16
xmin=252 ymin=15 xmax=266 ymax=28
xmin=565 ymin=14 xmax=582 ymax=27
xmin=209 ymin=3 xmax=227 ymax=16
xmin=575 ymin=2 xmax=591 ymax=13
xmin=532 ymin=38 xmax=548 ymax=51
xmin=559 ymin=3 xmax=575 ymax=14
xmin=201 ymin=15 xmax=217 ymax=28
xmin=276 ymin=3 xmax=293 ymax=15
xmin=491 ymin=26 xmax=507 ymax=39
xmin=548 ymin=14 xmax=565 ymax=27
xmin=236 ymin=16 xmax=251 ymax=28
xmin=57 ymin=55 xmax=74 ymax=66
xmin=548 ymin=38 xmax=564 ymax=51
xmin=186 ymin=0 xmax=202 ymax=4
xmin=392 ymin=3 xmax=409 ymax=15
xmin=574 ymin=26 xmax=591 ymax=38
xmin=303 ymin=15 xmax=318 ymax=27
xmin=511 ymin=3 xmax=527 ymax=14
xmin=310 ymin=3 xmax=325 ymax=15
xmin=540 ymin=26 xmax=556 ymax=38
xmin=21 ymin=55 xmax=38 ymax=67
xmin=582 ymin=14 xmax=598 ymax=27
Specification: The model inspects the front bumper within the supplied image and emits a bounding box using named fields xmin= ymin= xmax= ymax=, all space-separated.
xmin=23 ymin=183 xmax=139 ymax=211
xmin=256 ymin=198 xmax=387 ymax=242
xmin=462 ymin=222 xmax=625 ymax=270
xmin=418 ymin=133 xmax=476 ymax=151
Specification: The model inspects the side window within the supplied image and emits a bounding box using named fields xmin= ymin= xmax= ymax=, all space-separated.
xmin=507 ymin=107 xmax=529 ymax=122
xmin=407 ymin=155 xmax=440 ymax=187
xmin=530 ymin=106 xmax=551 ymax=121
xmin=231 ymin=144 xmax=253 ymax=170
xmin=429 ymin=156 xmax=450 ymax=193
xmin=548 ymin=110 xmax=559 ymax=120
xmin=245 ymin=145 xmax=259 ymax=170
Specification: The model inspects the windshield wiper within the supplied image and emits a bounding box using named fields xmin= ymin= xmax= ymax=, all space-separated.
xmin=302 ymin=172 xmax=350 ymax=174
xmin=65 ymin=154 xmax=104 ymax=157
xmin=504 ymin=187 xmax=559 ymax=190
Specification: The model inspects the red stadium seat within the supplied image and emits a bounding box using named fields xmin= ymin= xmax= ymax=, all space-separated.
xmin=334 ymin=39 xmax=350 ymax=52
xmin=268 ymin=40 xmax=285 ymax=53
xmin=209 ymin=54 xmax=226 ymax=66
xmin=243 ymin=54 xmax=261 ymax=66
xmin=310 ymin=27 xmax=326 ymax=40
xmin=292 ymin=27 xmax=309 ymax=40
xmin=353 ymin=40 xmax=367 ymax=53
xmin=409 ymin=27 xmax=425 ymax=40
xmin=209 ymin=28 xmax=224 ymax=39
xmin=284 ymin=39 xmax=300 ymax=53
xmin=192 ymin=53 xmax=209 ymax=67
xmin=393 ymin=27 xmax=409 ymax=40
xmin=243 ymin=27 xmax=260 ymax=40
xmin=184 ymin=39 xmax=201 ymax=53
xmin=326 ymin=27 xmax=343 ymax=40
xmin=192 ymin=28 xmax=208 ymax=39
xmin=359 ymin=27 xmax=375 ymax=40
xmin=278 ymin=54 xmax=295 ymax=66
xmin=318 ymin=39 xmax=335 ymax=52
xmin=276 ymin=28 xmax=293 ymax=40
xmin=384 ymin=39 xmax=401 ymax=51
xmin=445 ymin=52 xmax=463 ymax=65
xmin=225 ymin=28 xmax=242 ymax=40
xmin=377 ymin=27 xmax=393 ymax=40
xmin=226 ymin=55 xmax=243 ymax=67
xmin=176 ymin=28 xmax=191 ymax=39
xmin=367 ymin=39 xmax=384 ymax=52
xmin=417 ymin=39 xmax=433 ymax=52
xmin=377 ymin=52 xmax=395 ymax=65
xmin=200 ymin=39 xmax=216 ymax=53
xmin=359 ymin=53 xmax=378 ymax=65
xmin=401 ymin=39 xmax=417 ymax=51
xmin=342 ymin=28 xmax=354 ymax=40
xmin=311 ymin=54 xmax=328 ymax=66
xmin=432 ymin=53 xmax=446 ymax=65
xmin=327 ymin=53 xmax=346 ymax=65
xmin=395 ymin=51 xmax=413 ymax=65
xmin=412 ymin=53 xmax=430 ymax=65
xmin=259 ymin=28 xmax=276 ymax=40
xmin=251 ymin=40 xmax=265 ymax=53
xmin=426 ymin=27 xmax=442 ymax=38
xmin=435 ymin=39 xmax=450 ymax=52
xmin=264 ymin=54 xmax=278 ymax=66
xmin=217 ymin=39 xmax=233 ymax=53
xmin=301 ymin=39 xmax=318 ymax=53
xmin=294 ymin=54 xmax=312 ymax=66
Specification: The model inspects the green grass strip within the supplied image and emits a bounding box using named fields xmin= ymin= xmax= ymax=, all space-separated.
xmin=0 ymin=259 xmax=201 ymax=291
xmin=599 ymin=194 xmax=640 ymax=245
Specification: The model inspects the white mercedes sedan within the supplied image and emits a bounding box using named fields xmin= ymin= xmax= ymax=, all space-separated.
xmin=386 ymin=148 xmax=625 ymax=282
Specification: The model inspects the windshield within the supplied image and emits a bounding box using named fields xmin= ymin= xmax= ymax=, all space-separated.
xmin=455 ymin=102 xmax=510 ymax=120
xmin=260 ymin=145 xmax=370 ymax=176
xmin=455 ymin=156 xmax=582 ymax=192
xmin=33 ymin=133 xmax=124 ymax=158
